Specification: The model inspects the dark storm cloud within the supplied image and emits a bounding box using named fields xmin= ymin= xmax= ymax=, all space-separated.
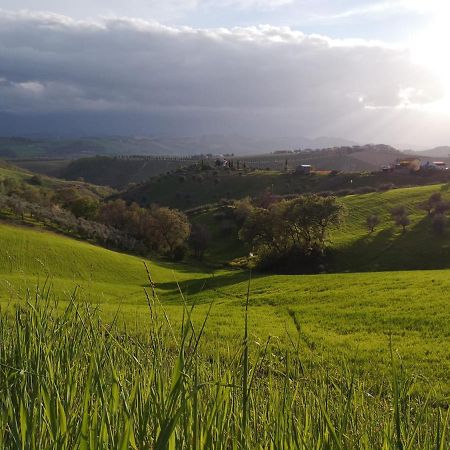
xmin=0 ymin=9 xmax=445 ymax=140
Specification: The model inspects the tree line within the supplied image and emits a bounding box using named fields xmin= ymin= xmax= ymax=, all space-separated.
xmin=0 ymin=175 xmax=205 ymax=261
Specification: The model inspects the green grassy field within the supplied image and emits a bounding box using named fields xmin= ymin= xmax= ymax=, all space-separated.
xmin=0 ymin=220 xmax=449 ymax=398
xmin=0 ymin=159 xmax=113 ymax=199
xmin=193 ymin=183 xmax=450 ymax=272
xmin=1 ymin=169 xmax=449 ymax=447
xmin=0 ymin=190 xmax=449 ymax=447
xmin=332 ymin=183 xmax=450 ymax=270
xmin=3 ymin=295 xmax=447 ymax=448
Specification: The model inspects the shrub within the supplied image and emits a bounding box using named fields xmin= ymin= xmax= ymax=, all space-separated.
xmin=419 ymin=192 xmax=447 ymax=216
xmin=28 ymin=174 xmax=44 ymax=186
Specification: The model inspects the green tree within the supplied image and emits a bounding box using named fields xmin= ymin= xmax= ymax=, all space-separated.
xmin=56 ymin=187 xmax=99 ymax=219
xmin=189 ymin=223 xmax=211 ymax=259
xmin=419 ymin=192 xmax=443 ymax=216
xmin=279 ymin=195 xmax=343 ymax=253
xmin=239 ymin=195 xmax=344 ymax=266
xmin=149 ymin=206 xmax=191 ymax=259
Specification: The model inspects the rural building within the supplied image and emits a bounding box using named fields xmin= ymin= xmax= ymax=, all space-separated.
xmin=295 ymin=164 xmax=312 ymax=174
xmin=421 ymin=161 xmax=448 ymax=170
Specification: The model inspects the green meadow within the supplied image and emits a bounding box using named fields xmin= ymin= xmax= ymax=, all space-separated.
xmin=0 ymin=210 xmax=449 ymax=397
xmin=1 ymin=182 xmax=450 ymax=447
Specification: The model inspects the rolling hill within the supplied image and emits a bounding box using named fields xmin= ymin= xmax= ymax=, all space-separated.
xmin=120 ymin=162 xmax=450 ymax=211
xmin=0 ymin=219 xmax=448 ymax=395
xmin=415 ymin=145 xmax=450 ymax=159
xmin=0 ymin=158 xmax=113 ymax=199
xmin=0 ymin=222 xmax=215 ymax=307
xmin=0 ymin=135 xmax=358 ymax=159
xmin=10 ymin=144 xmax=407 ymax=189
xmin=191 ymin=183 xmax=450 ymax=273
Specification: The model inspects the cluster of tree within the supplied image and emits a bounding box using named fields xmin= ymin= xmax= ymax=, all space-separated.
xmin=419 ymin=192 xmax=449 ymax=234
xmin=0 ymin=194 xmax=140 ymax=252
xmin=366 ymin=210 xmax=409 ymax=233
xmin=235 ymin=195 xmax=344 ymax=271
xmin=0 ymin=176 xmax=201 ymax=260
xmin=55 ymin=187 xmax=100 ymax=220
xmin=98 ymin=200 xmax=191 ymax=259
xmin=366 ymin=192 xmax=450 ymax=235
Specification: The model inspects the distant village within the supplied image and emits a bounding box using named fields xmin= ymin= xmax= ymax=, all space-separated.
xmin=380 ymin=158 xmax=448 ymax=173
xmin=296 ymin=158 xmax=448 ymax=176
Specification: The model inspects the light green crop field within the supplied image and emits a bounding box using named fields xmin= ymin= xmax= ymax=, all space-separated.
xmin=333 ymin=183 xmax=450 ymax=271
xmin=0 ymin=217 xmax=449 ymax=396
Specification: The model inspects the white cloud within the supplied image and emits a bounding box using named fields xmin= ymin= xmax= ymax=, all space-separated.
xmin=0 ymin=9 xmax=446 ymax=143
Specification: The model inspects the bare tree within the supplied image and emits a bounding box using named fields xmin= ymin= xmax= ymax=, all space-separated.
xmin=391 ymin=206 xmax=410 ymax=233
xmin=366 ymin=214 xmax=380 ymax=233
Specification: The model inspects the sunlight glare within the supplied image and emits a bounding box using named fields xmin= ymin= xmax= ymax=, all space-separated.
xmin=410 ymin=0 xmax=450 ymax=113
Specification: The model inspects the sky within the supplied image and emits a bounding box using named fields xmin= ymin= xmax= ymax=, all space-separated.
xmin=1 ymin=0 xmax=450 ymax=147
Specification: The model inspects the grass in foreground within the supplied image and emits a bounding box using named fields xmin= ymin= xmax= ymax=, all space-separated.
xmin=0 ymin=287 xmax=448 ymax=449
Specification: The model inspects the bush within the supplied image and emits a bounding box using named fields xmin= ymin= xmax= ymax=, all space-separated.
xmin=28 ymin=175 xmax=44 ymax=186
xmin=257 ymin=246 xmax=328 ymax=274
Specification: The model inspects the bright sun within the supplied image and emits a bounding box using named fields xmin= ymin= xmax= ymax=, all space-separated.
xmin=409 ymin=0 xmax=450 ymax=113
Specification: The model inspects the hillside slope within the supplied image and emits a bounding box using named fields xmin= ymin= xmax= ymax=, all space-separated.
xmin=61 ymin=156 xmax=188 ymax=188
xmin=44 ymin=145 xmax=404 ymax=188
xmin=0 ymin=222 xmax=211 ymax=306
xmin=333 ymin=184 xmax=450 ymax=271
xmin=121 ymin=164 xmax=450 ymax=210
xmin=0 ymin=221 xmax=448 ymax=393
xmin=0 ymin=159 xmax=113 ymax=199
xmin=192 ymin=184 xmax=450 ymax=272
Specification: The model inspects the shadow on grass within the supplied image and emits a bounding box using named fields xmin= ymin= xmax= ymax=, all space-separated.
xmin=332 ymin=217 xmax=450 ymax=272
xmin=146 ymin=269 xmax=264 ymax=304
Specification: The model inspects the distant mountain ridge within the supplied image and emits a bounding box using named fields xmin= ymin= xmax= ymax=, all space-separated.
xmin=0 ymin=135 xmax=358 ymax=158
xmin=414 ymin=146 xmax=450 ymax=158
